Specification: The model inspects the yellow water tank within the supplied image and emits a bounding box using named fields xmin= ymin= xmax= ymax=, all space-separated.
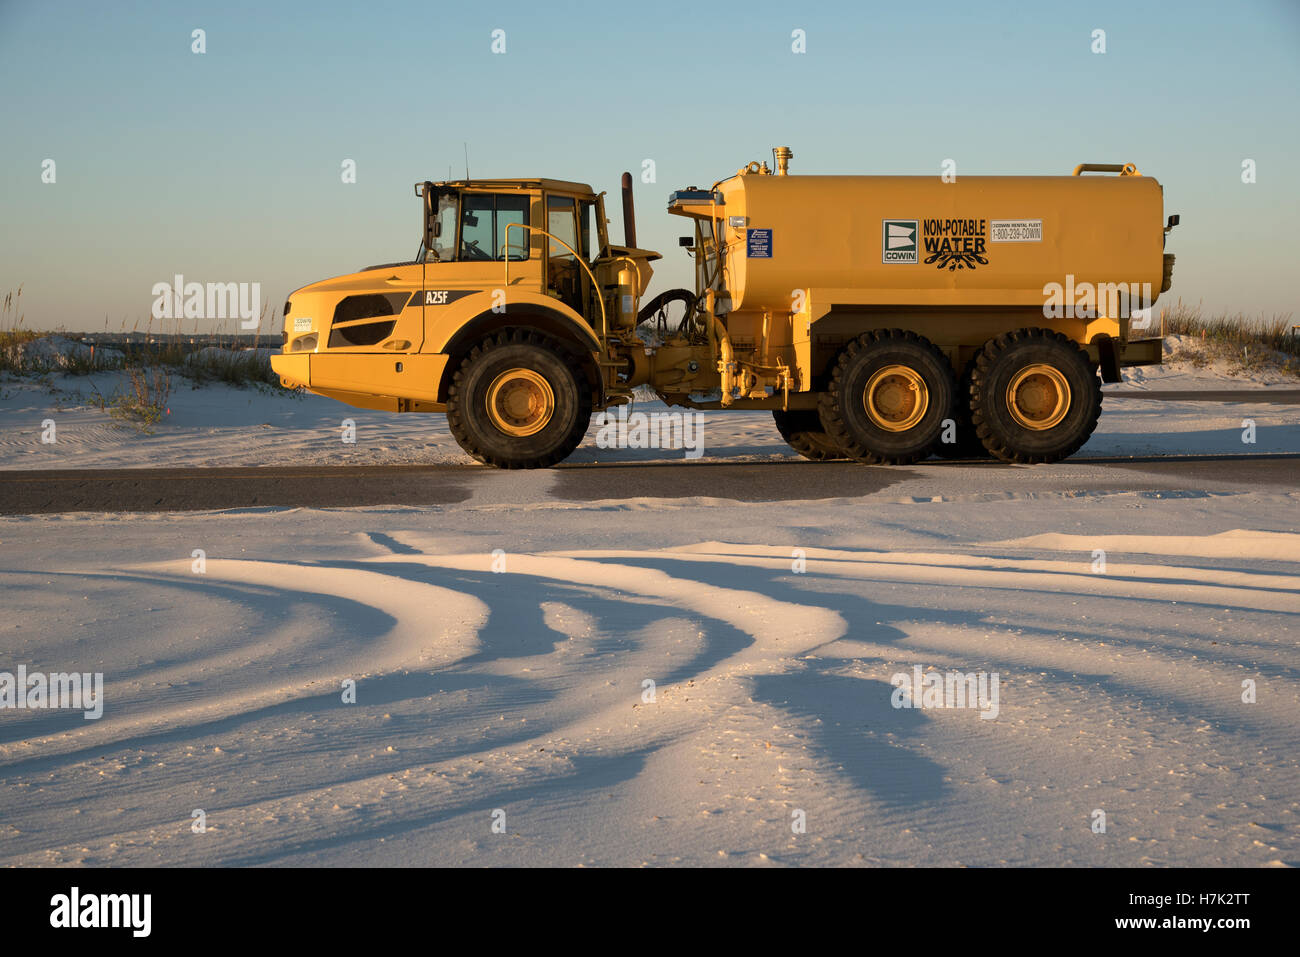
xmin=717 ymin=172 xmax=1166 ymax=314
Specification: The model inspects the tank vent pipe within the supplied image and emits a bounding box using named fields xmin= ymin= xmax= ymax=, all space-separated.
xmin=773 ymin=146 xmax=793 ymax=175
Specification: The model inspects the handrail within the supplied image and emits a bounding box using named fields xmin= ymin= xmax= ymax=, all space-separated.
xmin=503 ymin=222 xmax=608 ymax=340
xmin=1072 ymin=163 xmax=1141 ymax=177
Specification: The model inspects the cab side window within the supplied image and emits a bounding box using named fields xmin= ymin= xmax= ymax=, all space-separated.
xmin=545 ymin=195 xmax=584 ymax=312
xmin=546 ymin=196 xmax=578 ymax=259
xmin=459 ymin=193 xmax=530 ymax=261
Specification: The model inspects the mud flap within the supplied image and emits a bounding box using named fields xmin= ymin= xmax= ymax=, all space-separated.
xmin=1095 ymin=334 xmax=1122 ymax=384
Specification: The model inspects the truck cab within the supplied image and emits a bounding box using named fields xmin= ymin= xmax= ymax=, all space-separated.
xmin=270 ymin=176 xmax=660 ymax=467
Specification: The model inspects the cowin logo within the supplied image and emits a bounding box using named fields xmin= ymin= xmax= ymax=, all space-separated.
xmin=50 ymin=887 xmax=151 ymax=938
xmin=882 ymin=220 xmax=918 ymax=263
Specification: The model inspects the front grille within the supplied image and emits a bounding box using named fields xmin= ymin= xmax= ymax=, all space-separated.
xmin=328 ymin=320 xmax=396 ymax=348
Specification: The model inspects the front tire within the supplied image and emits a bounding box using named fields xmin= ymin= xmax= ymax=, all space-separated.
xmin=446 ymin=330 xmax=591 ymax=469
xmin=969 ymin=328 xmax=1101 ymax=464
xmin=818 ymin=329 xmax=956 ymax=465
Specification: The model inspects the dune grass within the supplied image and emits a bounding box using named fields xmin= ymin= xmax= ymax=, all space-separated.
xmin=1160 ymin=301 xmax=1298 ymax=357
xmin=1156 ymin=301 xmax=1299 ymax=377
xmin=2 ymin=287 xmax=292 ymax=425
xmin=1 ymin=286 xmax=284 ymax=387
xmin=0 ymin=287 xmax=40 ymax=375
xmin=108 ymin=365 xmax=173 ymax=431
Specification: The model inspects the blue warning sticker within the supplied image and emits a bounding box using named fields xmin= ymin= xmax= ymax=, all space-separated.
xmin=746 ymin=228 xmax=772 ymax=258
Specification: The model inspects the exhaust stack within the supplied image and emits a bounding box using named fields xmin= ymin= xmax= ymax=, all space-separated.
xmin=620 ymin=172 xmax=637 ymax=248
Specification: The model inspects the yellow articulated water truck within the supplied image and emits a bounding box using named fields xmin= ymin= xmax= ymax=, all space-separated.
xmin=270 ymin=148 xmax=1176 ymax=468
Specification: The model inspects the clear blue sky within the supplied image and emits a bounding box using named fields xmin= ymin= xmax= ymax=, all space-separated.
xmin=1 ymin=0 xmax=1297 ymax=333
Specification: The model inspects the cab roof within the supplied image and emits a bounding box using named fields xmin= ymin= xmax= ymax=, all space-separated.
xmin=432 ymin=178 xmax=595 ymax=195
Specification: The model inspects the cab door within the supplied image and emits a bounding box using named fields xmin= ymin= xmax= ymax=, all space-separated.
xmin=421 ymin=190 xmax=542 ymax=344
xmin=544 ymin=194 xmax=585 ymax=315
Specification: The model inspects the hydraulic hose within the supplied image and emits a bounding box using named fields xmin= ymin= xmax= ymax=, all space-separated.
xmin=636 ymin=288 xmax=696 ymax=328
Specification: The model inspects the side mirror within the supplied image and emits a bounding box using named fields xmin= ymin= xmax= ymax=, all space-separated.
xmin=1166 ymin=214 xmax=1180 ymax=228
xmin=679 ymin=236 xmax=693 ymax=247
xmin=422 ymin=181 xmax=436 ymax=251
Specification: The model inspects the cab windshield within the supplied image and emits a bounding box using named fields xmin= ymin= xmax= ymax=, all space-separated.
xmin=423 ymin=190 xmax=531 ymax=263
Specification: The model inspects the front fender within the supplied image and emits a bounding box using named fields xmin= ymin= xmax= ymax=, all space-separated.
xmin=425 ymin=289 xmax=602 ymax=356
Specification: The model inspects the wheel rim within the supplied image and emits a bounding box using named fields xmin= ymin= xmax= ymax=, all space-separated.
xmin=1006 ymin=363 xmax=1071 ymax=431
xmin=486 ymin=368 xmax=555 ymax=437
xmin=863 ymin=364 xmax=929 ymax=432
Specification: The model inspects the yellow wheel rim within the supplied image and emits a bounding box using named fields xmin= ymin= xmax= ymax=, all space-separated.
xmin=863 ymin=364 xmax=929 ymax=432
xmin=486 ymin=368 xmax=554 ymax=437
xmin=1006 ymin=363 xmax=1071 ymax=431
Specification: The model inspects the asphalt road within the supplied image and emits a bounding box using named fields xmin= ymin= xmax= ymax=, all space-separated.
xmin=1105 ymin=389 xmax=1300 ymax=404
xmin=0 ymin=454 xmax=1296 ymax=514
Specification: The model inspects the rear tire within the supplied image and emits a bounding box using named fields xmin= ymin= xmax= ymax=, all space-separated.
xmin=446 ymin=330 xmax=591 ymax=469
xmin=818 ymin=329 xmax=956 ymax=465
xmin=773 ymin=409 xmax=846 ymax=461
xmin=969 ymin=328 xmax=1101 ymax=464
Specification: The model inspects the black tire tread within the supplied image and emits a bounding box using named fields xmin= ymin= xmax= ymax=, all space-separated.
xmin=969 ymin=328 xmax=1101 ymax=464
xmin=818 ymin=328 xmax=954 ymax=465
xmin=772 ymin=409 xmax=846 ymax=461
xmin=446 ymin=329 xmax=591 ymax=469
